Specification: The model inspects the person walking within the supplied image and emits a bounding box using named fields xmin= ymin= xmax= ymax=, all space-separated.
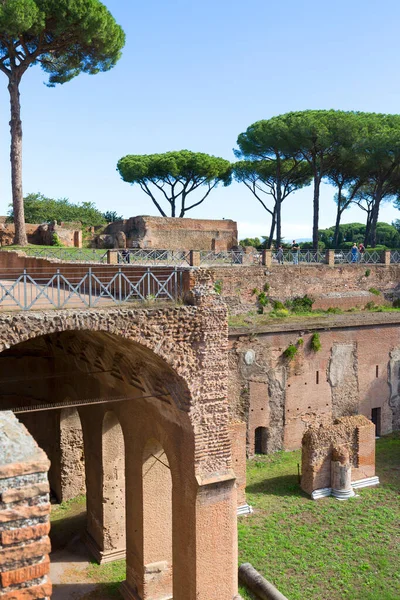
xmin=358 ymin=242 xmax=365 ymax=261
xmin=291 ymin=240 xmax=300 ymax=265
xmin=276 ymin=245 xmax=284 ymax=264
xmin=351 ymin=243 xmax=358 ymax=263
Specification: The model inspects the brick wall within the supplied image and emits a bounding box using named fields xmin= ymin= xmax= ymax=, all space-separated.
xmin=211 ymin=264 xmax=400 ymax=314
xmin=229 ymin=422 xmax=247 ymax=507
xmin=229 ymin=314 xmax=400 ymax=457
xmin=301 ymin=415 xmax=375 ymax=494
xmin=0 ymin=412 xmax=51 ymax=600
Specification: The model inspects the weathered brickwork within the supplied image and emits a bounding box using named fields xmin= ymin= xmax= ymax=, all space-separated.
xmin=211 ymin=264 xmax=400 ymax=314
xmin=0 ymin=412 xmax=51 ymax=600
xmin=229 ymin=314 xmax=400 ymax=457
xmin=301 ymin=415 xmax=376 ymax=494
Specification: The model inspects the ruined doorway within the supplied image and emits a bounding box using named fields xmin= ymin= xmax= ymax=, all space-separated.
xmin=254 ymin=426 xmax=268 ymax=454
xmin=371 ymin=407 xmax=382 ymax=437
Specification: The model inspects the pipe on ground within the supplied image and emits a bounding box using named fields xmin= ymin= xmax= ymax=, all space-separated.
xmin=239 ymin=563 xmax=289 ymax=600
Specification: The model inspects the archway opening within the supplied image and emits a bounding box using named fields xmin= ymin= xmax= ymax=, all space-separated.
xmin=255 ymin=426 xmax=268 ymax=454
xmin=143 ymin=439 xmax=173 ymax=600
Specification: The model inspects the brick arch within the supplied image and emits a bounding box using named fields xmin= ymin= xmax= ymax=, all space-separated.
xmin=0 ymin=305 xmax=231 ymax=476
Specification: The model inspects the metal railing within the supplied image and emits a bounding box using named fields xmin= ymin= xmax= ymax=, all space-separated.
xmin=0 ymin=247 xmax=108 ymax=263
xmin=116 ymin=249 xmax=191 ymax=266
xmin=0 ymin=268 xmax=183 ymax=311
xmin=199 ymin=250 xmax=262 ymax=265
xmin=276 ymin=250 xmax=325 ymax=264
xmin=334 ymin=250 xmax=382 ymax=264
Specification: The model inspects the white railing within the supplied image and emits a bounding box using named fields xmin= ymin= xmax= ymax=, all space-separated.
xmin=0 ymin=268 xmax=183 ymax=310
xmin=116 ymin=249 xmax=191 ymax=266
xmin=199 ymin=250 xmax=262 ymax=265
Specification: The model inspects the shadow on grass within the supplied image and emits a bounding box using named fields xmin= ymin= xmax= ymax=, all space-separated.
xmin=246 ymin=473 xmax=307 ymax=498
xmin=53 ymin=582 xmax=123 ymax=600
xmin=51 ymin=511 xmax=87 ymax=553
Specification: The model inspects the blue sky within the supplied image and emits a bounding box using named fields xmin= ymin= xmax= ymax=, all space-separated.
xmin=1 ymin=0 xmax=400 ymax=240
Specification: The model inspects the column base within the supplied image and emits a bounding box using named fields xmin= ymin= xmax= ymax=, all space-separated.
xmin=85 ymin=532 xmax=126 ymax=564
xmin=332 ymin=487 xmax=356 ymax=500
xmin=120 ymin=580 xmax=173 ymax=600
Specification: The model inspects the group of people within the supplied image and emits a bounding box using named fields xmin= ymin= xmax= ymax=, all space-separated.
xmin=276 ymin=240 xmax=300 ymax=264
xmin=351 ymin=242 xmax=366 ymax=262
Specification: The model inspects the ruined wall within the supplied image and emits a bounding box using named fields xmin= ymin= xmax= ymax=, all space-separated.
xmin=0 ymin=221 xmax=81 ymax=248
xmin=99 ymin=216 xmax=238 ymax=250
xmin=301 ymin=415 xmax=376 ymax=494
xmin=229 ymin=315 xmax=400 ymax=456
xmin=212 ymin=264 xmax=400 ymax=314
xmin=0 ymin=412 xmax=51 ymax=600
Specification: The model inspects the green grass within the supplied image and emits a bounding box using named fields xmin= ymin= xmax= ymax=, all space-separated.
xmin=0 ymin=245 xmax=106 ymax=259
xmin=238 ymin=433 xmax=400 ymax=600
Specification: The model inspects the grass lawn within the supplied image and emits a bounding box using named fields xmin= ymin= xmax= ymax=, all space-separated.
xmin=49 ymin=434 xmax=399 ymax=599
xmin=238 ymin=432 xmax=400 ymax=600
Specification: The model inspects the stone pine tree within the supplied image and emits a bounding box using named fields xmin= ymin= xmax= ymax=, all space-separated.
xmin=117 ymin=151 xmax=232 ymax=217
xmin=0 ymin=1 xmax=125 ymax=245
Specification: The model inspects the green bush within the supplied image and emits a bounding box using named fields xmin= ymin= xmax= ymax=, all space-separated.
xmin=393 ymin=298 xmax=400 ymax=308
xmin=52 ymin=233 xmax=63 ymax=247
xmin=273 ymin=300 xmax=285 ymax=310
xmin=365 ymin=301 xmax=376 ymax=310
xmin=273 ymin=308 xmax=289 ymax=318
xmin=214 ymin=279 xmax=223 ymax=295
xmin=263 ymin=282 xmax=270 ymax=293
xmin=283 ymin=344 xmax=298 ymax=360
xmin=297 ymin=338 xmax=304 ymax=346
xmin=289 ymin=294 xmax=314 ymax=313
xmin=326 ymin=307 xmax=342 ymax=314
xmin=369 ymin=287 xmax=380 ymax=296
xmin=365 ymin=269 xmax=371 ymax=277
xmin=310 ymin=333 xmax=321 ymax=352
xmin=258 ymin=292 xmax=269 ymax=307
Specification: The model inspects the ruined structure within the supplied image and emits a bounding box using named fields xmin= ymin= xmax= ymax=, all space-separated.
xmin=0 ymin=412 xmax=52 ymax=600
xmin=301 ymin=415 xmax=377 ymax=497
xmin=95 ymin=216 xmax=238 ymax=250
xmin=0 ymin=286 xmax=239 ymax=599
xmin=0 ymin=219 xmax=82 ymax=248
xmin=229 ymin=313 xmax=400 ymax=459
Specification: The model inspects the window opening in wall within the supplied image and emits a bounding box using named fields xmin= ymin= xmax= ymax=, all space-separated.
xmin=376 ymin=365 xmax=379 ymax=378
xmin=254 ymin=427 xmax=268 ymax=454
xmin=316 ymin=371 xmax=319 ymax=385
xmin=371 ymin=407 xmax=381 ymax=437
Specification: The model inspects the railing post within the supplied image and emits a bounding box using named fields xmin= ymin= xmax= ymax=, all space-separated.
xmin=262 ymin=250 xmax=272 ymax=267
xmin=118 ymin=268 xmax=122 ymax=303
xmin=88 ymin=267 xmax=92 ymax=308
xmin=189 ymin=250 xmax=201 ymax=267
xmin=56 ymin=269 xmax=61 ymax=308
xmin=147 ymin=267 xmax=151 ymax=298
xmin=107 ymin=250 xmax=119 ymax=265
xmin=381 ymin=250 xmax=391 ymax=266
xmin=325 ymin=249 xmax=335 ymax=266
xmin=23 ymin=269 xmax=27 ymax=310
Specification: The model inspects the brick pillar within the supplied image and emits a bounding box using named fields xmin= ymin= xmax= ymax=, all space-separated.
xmin=381 ymin=250 xmax=391 ymax=266
xmin=73 ymin=230 xmax=83 ymax=248
xmin=189 ymin=250 xmax=201 ymax=267
xmin=261 ymin=249 xmax=272 ymax=267
xmin=107 ymin=250 xmax=119 ymax=264
xmin=325 ymin=249 xmax=335 ymax=266
xmin=229 ymin=422 xmax=247 ymax=508
xmin=0 ymin=412 xmax=52 ymax=600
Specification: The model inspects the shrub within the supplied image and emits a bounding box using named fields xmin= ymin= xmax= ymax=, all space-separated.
xmin=365 ymin=301 xmax=376 ymax=310
xmin=273 ymin=308 xmax=289 ymax=318
xmin=369 ymin=287 xmax=380 ymax=296
xmin=393 ymin=298 xmax=400 ymax=308
xmin=273 ymin=300 xmax=285 ymax=310
xmin=326 ymin=307 xmax=342 ymax=314
xmin=288 ymin=295 xmax=314 ymax=313
xmin=365 ymin=269 xmax=371 ymax=277
xmin=297 ymin=338 xmax=304 ymax=346
xmin=258 ymin=292 xmax=269 ymax=307
xmin=52 ymin=233 xmax=63 ymax=247
xmin=263 ymin=282 xmax=270 ymax=293
xmin=310 ymin=333 xmax=321 ymax=352
xmin=214 ymin=279 xmax=223 ymax=295
xmin=283 ymin=344 xmax=298 ymax=360
xmin=252 ymin=288 xmax=259 ymax=295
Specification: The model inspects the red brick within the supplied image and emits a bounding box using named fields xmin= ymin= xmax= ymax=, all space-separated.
xmin=0 ymin=538 xmax=51 ymax=566
xmin=0 ymin=454 xmax=50 ymax=480
xmin=0 ymin=522 xmax=50 ymax=546
xmin=0 ymin=581 xmax=51 ymax=600
xmin=0 ymin=503 xmax=50 ymax=524
xmin=1 ymin=483 xmax=50 ymax=504
xmin=0 ymin=557 xmax=50 ymax=587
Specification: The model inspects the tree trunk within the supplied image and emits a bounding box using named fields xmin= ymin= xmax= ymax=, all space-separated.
xmin=267 ymin=209 xmax=276 ymax=249
xmin=275 ymin=159 xmax=282 ymax=247
xmin=276 ymin=201 xmax=282 ymax=248
xmin=333 ymin=186 xmax=343 ymax=248
xmin=364 ymin=209 xmax=373 ymax=247
xmin=312 ymin=171 xmax=321 ymax=250
xmin=8 ymin=76 xmax=27 ymax=246
xmin=370 ymin=199 xmax=381 ymax=248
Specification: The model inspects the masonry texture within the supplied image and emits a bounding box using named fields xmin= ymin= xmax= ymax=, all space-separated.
xmin=211 ymin=264 xmax=400 ymax=314
xmin=95 ymin=216 xmax=238 ymax=250
xmin=229 ymin=313 xmax=400 ymax=461
xmin=301 ymin=415 xmax=376 ymax=494
xmin=0 ymin=412 xmax=51 ymax=600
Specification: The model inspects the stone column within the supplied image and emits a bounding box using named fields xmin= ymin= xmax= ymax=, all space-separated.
xmin=189 ymin=250 xmax=201 ymax=267
xmin=331 ymin=446 xmax=355 ymax=500
xmin=262 ymin=249 xmax=272 ymax=267
xmin=325 ymin=249 xmax=335 ymax=266
xmin=381 ymin=250 xmax=391 ymax=266
xmin=59 ymin=408 xmax=85 ymax=502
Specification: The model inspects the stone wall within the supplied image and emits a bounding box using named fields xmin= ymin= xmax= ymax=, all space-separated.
xmin=0 ymin=412 xmax=51 ymax=600
xmin=0 ymin=222 xmax=82 ymax=248
xmin=96 ymin=216 xmax=238 ymax=250
xmin=211 ymin=264 xmax=400 ymax=314
xmin=301 ymin=415 xmax=376 ymax=494
xmin=229 ymin=313 xmax=400 ymax=457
